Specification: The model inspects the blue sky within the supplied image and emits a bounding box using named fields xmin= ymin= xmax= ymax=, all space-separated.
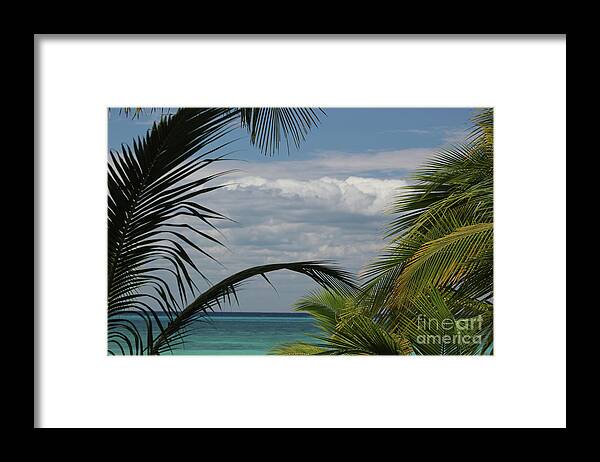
xmin=108 ymin=108 xmax=476 ymax=312
xmin=109 ymin=108 xmax=474 ymax=157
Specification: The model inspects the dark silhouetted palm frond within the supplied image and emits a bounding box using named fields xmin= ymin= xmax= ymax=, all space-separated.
xmin=239 ymin=108 xmax=326 ymax=156
xmin=108 ymin=108 xmax=239 ymax=355
xmin=111 ymin=107 xmax=325 ymax=155
xmin=151 ymin=261 xmax=356 ymax=355
xmin=108 ymin=107 xmax=344 ymax=355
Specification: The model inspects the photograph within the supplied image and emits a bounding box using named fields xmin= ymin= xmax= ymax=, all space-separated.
xmin=108 ymin=107 xmax=494 ymax=356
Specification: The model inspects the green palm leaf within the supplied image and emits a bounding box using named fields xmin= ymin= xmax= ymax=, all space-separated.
xmin=390 ymin=222 xmax=493 ymax=304
xmin=395 ymin=288 xmax=493 ymax=355
xmin=273 ymin=289 xmax=411 ymax=356
xmin=362 ymin=108 xmax=493 ymax=311
xmin=353 ymin=108 xmax=494 ymax=355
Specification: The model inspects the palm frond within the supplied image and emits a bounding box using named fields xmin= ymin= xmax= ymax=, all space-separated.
xmin=362 ymin=108 xmax=493 ymax=311
xmin=150 ymin=261 xmax=356 ymax=355
xmin=394 ymin=288 xmax=493 ymax=355
xmin=107 ymin=108 xmax=239 ymax=355
xmin=272 ymin=289 xmax=412 ymax=355
xmin=389 ymin=222 xmax=493 ymax=304
xmin=238 ymin=108 xmax=326 ymax=156
xmin=311 ymin=314 xmax=410 ymax=355
xmin=352 ymin=109 xmax=493 ymax=355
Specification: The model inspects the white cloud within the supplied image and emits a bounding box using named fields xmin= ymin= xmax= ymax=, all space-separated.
xmin=176 ymin=148 xmax=432 ymax=311
xmin=200 ymin=148 xmax=435 ymax=182
xmin=226 ymin=175 xmax=407 ymax=215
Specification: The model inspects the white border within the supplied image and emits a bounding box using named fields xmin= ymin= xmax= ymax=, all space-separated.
xmin=36 ymin=35 xmax=566 ymax=428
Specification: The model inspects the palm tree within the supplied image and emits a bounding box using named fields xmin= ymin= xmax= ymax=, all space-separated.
xmin=273 ymin=108 xmax=494 ymax=355
xmin=363 ymin=108 xmax=493 ymax=342
xmin=365 ymin=109 xmax=492 ymax=302
xmin=108 ymin=108 xmax=356 ymax=355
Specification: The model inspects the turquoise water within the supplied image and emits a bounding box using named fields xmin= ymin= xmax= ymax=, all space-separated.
xmin=114 ymin=312 xmax=321 ymax=355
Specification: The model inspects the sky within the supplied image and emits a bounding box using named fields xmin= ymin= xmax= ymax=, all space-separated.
xmin=108 ymin=108 xmax=476 ymax=312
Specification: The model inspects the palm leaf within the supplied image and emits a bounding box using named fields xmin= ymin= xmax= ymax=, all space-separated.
xmin=389 ymin=222 xmax=493 ymax=304
xmin=395 ymin=288 xmax=493 ymax=355
xmin=238 ymin=108 xmax=326 ymax=156
xmin=362 ymin=108 xmax=493 ymax=311
xmin=273 ymin=289 xmax=412 ymax=356
xmin=353 ymin=109 xmax=493 ymax=354
xmin=150 ymin=261 xmax=356 ymax=355
xmin=108 ymin=108 xmax=239 ymax=355
xmin=112 ymin=107 xmax=327 ymax=156
xmin=108 ymin=107 xmax=328 ymax=355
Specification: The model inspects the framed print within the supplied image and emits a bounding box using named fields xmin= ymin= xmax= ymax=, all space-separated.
xmin=35 ymin=35 xmax=566 ymax=428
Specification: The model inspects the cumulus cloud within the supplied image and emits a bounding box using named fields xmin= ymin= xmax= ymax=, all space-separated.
xmin=226 ymin=175 xmax=407 ymax=215
xmin=172 ymin=172 xmax=404 ymax=312
xmin=174 ymin=148 xmax=432 ymax=311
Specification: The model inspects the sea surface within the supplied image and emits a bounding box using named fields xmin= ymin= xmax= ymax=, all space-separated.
xmin=115 ymin=312 xmax=321 ymax=355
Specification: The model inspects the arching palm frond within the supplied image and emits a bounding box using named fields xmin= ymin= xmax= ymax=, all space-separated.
xmin=150 ymin=262 xmax=356 ymax=355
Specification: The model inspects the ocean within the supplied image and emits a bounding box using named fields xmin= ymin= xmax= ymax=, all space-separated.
xmin=113 ymin=312 xmax=321 ymax=355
